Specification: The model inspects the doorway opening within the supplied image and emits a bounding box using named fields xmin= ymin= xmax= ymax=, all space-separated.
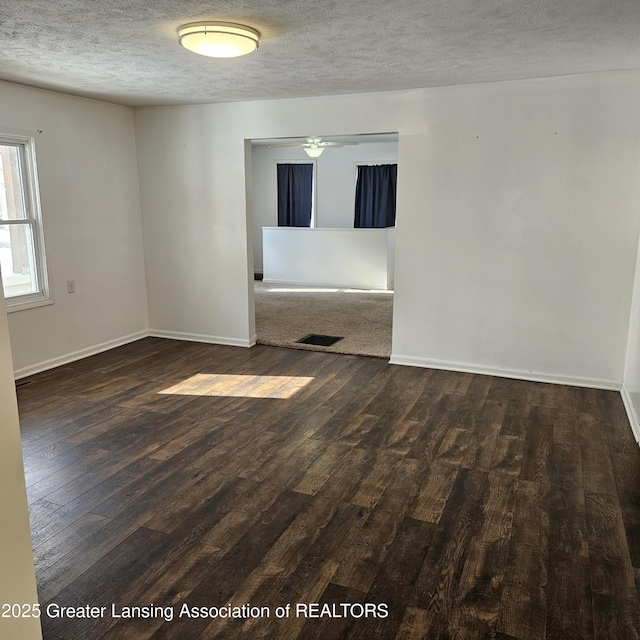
xmin=247 ymin=132 xmax=398 ymax=359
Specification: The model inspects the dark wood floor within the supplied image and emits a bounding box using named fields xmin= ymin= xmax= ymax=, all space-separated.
xmin=17 ymin=337 xmax=640 ymax=639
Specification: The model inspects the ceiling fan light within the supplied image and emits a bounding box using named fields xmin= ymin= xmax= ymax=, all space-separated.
xmin=304 ymin=147 xmax=324 ymax=158
xmin=178 ymin=22 xmax=260 ymax=58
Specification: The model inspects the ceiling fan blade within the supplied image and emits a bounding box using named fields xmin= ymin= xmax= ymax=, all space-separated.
xmin=268 ymin=142 xmax=305 ymax=148
xmin=318 ymin=141 xmax=359 ymax=147
xmin=268 ymin=139 xmax=360 ymax=149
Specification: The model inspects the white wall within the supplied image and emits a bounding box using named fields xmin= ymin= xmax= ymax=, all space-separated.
xmin=134 ymin=105 xmax=255 ymax=346
xmin=0 ymin=81 xmax=148 ymax=376
xmin=263 ymin=227 xmax=394 ymax=289
xmin=251 ymin=141 xmax=398 ymax=271
xmin=135 ymin=71 xmax=640 ymax=388
xmin=391 ymin=76 xmax=640 ymax=388
xmin=0 ymin=291 xmax=42 ymax=639
xmin=623 ymin=230 xmax=640 ymax=442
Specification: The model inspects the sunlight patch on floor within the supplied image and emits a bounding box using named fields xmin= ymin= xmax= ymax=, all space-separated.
xmin=342 ymin=289 xmax=393 ymax=294
xmin=159 ymin=373 xmax=315 ymax=399
xmin=266 ymin=287 xmax=340 ymax=293
xmin=266 ymin=287 xmax=393 ymax=294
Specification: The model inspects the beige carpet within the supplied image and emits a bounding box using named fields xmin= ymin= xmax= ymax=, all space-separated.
xmin=254 ymin=281 xmax=393 ymax=358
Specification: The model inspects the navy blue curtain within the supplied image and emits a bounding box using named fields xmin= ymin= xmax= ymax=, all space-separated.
xmin=277 ymin=163 xmax=313 ymax=227
xmin=354 ymin=164 xmax=397 ymax=228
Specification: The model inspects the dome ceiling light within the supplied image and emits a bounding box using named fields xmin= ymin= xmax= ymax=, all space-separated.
xmin=178 ymin=22 xmax=260 ymax=58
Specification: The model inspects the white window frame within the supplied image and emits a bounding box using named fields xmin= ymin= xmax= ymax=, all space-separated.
xmin=0 ymin=130 xmax=51 ymax=312
xmin=275 ymin=159 xmax=317 ymax=227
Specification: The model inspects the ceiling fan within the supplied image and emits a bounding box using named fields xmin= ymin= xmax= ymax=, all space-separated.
xmin=268 ymin=137 xmax=358 ymax=157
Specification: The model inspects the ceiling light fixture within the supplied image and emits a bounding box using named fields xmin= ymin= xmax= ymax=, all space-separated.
xmin=304 ymin=147 xmax=324 ymax=158
xmin=177 ymin=22 xmax=260 ymax=58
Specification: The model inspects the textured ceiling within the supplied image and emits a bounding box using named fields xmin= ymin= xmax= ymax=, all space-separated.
xmin=1 ymin=0 xmax=640 ymax=107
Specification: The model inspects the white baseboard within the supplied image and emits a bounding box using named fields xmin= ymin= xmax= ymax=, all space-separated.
xmin=14 ymin=331 xmax=149 ymax=379
xmin=388 ymin=354 xmax=621 ymax=391
xmin=249 ymin=334 xmax=257 ymax=347
xmin=149 ymin=330 xmax=253 ymax=348
xmin=621 ymin=384 xmax=640 ymax=444
xmin=14 ymin=329 xmax=256 ymax=380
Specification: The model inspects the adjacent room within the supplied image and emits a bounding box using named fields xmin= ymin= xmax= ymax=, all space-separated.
xmin=1 ymin=2 xmax=640 ymax=640
xmin=251 ymin=133 xmax=397 ymax=358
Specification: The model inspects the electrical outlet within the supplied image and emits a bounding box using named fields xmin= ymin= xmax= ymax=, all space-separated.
xmin=67 ymin=280 xmax=75 ymax=294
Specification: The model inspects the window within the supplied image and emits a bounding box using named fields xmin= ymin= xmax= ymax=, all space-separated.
xmin=354 ymin=164 xmax=397 ymax=228
xmin=277 ymin=162 xmax=315 ymax=227
xmin=0 ymin=132 xmax=50 ymax=311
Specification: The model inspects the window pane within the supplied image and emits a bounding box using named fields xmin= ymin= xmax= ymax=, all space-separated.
xmin=0 ymin=144 xmax=27 ymax=220
xmin=0 ymin=223 xmax=38 ymax=297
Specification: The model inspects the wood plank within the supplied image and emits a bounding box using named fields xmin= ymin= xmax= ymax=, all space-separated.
xmin=95 ymin=490 xmax=239 ymax=638
xmin=347 ymin=516 xmax=436 ymax=639
xmin=491 ymin=434 xmax=524 ymax=476
xmin=585 ymin=492 xmax=640 ymax=639
xmin=296 ymin=583 xmax=367 ymax=640
xmin=409 ymin=469 xmax=490 ymax=635
xmin=349 ymin=451 xmax=404 ymax=509
xmin=293 ymin=443 xmax=352 ymax=496
xmin=450 ymin=471 xmax=517 ymax=637
xmin=548 ymin=442 xmax=587 ymax=557
xmin=405 ymin=393 xmax=463 ymax=463
xmin=461 ymin=399 xmax=506 ymax=473
xmin=275 ymin=503 xmax=371 ymax=608
xmin=395 ymin=606 xmax=430 ymax=640
xmin=40 ymin=526 xmax=168 ymax=640
xmin=578 ymin=412 xmax=619 ymax=497
xmin=497 ymin=480 xmax=548 ymax=640
xmin=261 ymin=496 xmax=339 ymax=571
xmin=33 ymin=511 xmax=111 ymax=569
xmin=500 ymin=393 xmax=533 ymax=438
xmin=552 ymin=409 xmax=579 ymax=446
xmin=411 ymin=460 xmax=460 ymax=524
xmin=545 ymin=550 xmax=594 ymax=639
xmin=519 ymin=406 xmax=553 ymax=489
xmin=256 ymin=559 xmax=340 ymax=640
xmin=332 ymin=504 xmax=403 ymax=593
xmin=31 ymin=456 xmax=160 ymax=546
xmin=360 ymin=364 xmax=432 ymax=420
xmin=148 ymin=490 xmax=311 ymax=639
xmin=610 ymin=449 xmax=640 ymax=569
xmin=374 ymin=457 xmax=430 ymax=516
xmin=316 ymin=446 xmax=373 ymax=503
